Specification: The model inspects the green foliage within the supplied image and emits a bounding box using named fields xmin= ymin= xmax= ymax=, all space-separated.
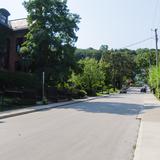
xmin=148 ymin=65 xmax=160 ymax=98
xmin=19 ymin=46 xmax=28 ymax=54
xmin=99 ymin=44 xmax=108 ymax=53
xmin=0 ymin=98 xmax=36 ymax=111
xmin=70 ymin=58 xmax=105 ymax=95
xmin=135 ymin=49 xmax=156 ymax=83
xmin=0 ymin=71 xmax=40 ymax=89
xmin=42 ymin=97 xmax=48 ymax=105
xmin=70 ymin=88 xmax=87 ymax=99
xmin=135 ymin=49 xmax=156 ymax=68
xmin=22 ymin=0 xmax=80 ymax=85
xmin=78 ymin=90 xmax=87 ymax=98
xmin=149 ymin=66 xmax=160 ymax=97
xmin=75 ymin=48 xmax=102 ymax=60
xmin=74 ymin=47 xmax=158 ymax=91
xmin=102 ymin=50 xmax=136 ymax=89
xmin=109 ymin=87 xmax=119 ymax=93
xmin=148 ymin=66 xmax=160 ymax=89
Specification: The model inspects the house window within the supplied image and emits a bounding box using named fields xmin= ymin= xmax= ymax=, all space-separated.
xmin=0 ymin=13 xmax=7 ymax=24
xmin=16 ymin=38 xmax=24 ymax=53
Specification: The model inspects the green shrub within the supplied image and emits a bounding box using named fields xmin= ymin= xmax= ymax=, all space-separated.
xmin=77 ymin=90 xmax=87 ymax=98
xmin=109 ymin=88 xmax=119 ymax=93
xmin=0 ymin=97 xmax=36 ymax=111
xmin=42 ymin=97 xmax=48 ymax=105
xmin=86 ymin=89 xmax=97 ymax=96
xmin=71 ymin=88 xmax=87 ymax=99
xmin=0 ymin=71 xmax=40 ymax=90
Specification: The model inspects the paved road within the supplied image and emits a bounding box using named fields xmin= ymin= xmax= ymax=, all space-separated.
xmin=0 ymin=88 xmax=145 ymax=160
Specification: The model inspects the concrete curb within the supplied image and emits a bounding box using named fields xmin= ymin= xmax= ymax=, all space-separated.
xmin=136 ymin=105 xmax=144 ymax=120
xmin=0 ymin=95 xmax=109 ymax=119
xmin=133 ymin=117 xmax=142 ymax=160
xmin=134 ymin=104 xmax=144 ymax=159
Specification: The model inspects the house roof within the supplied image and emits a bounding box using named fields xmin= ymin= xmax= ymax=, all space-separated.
xmin=0 ymin=8 xmax=10 ymax=17
xmin=9 ymin=18 xmax=28 ymax=31
xmin=0 ymin=8 xmax=28 ymax=31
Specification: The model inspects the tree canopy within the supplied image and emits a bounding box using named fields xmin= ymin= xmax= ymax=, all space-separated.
xmin=70 ymin=58 xmax=105 ymax=95
xmin=22 ymin=0 xmax=80 ymax=85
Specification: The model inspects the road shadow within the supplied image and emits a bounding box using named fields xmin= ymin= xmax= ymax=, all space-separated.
xmin=142 ymin=103 xmax=160 ymax=113
xmin=36 ymin=93 xmax=160 ymax=116
xmin=0 ymin=121 xmax=5 ymax=123
xmin=55 ymin=101 xmax=142 ymax=116
xmin=105 ymin=95 xmax=124 ymax=99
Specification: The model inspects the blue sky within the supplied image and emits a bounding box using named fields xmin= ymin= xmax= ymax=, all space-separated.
xmin=0 ymin=0 xmax=160 ymax=50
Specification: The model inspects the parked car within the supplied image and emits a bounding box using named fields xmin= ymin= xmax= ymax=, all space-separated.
xmin=140 ymin=86 xmax=147 ymax=93
xmin=120 ymin=88 xmax=127 ymax=93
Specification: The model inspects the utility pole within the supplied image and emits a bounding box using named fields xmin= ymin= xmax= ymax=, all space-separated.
xmin=42 ymin=72 xmax=45 ymax=101
xmin=155 ymin=28 xmax=159 ymax=96
xmin=155 ymin=28 xmax=158 ymax=67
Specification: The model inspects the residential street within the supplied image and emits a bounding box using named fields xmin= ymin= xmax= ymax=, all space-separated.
xmin=0 ymin=88 xmax=147 ymax=160
xmin=0 ymin=1 xmax=159 ymax=159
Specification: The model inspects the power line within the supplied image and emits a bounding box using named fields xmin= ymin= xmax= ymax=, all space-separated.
xmin=155 ymin=29 xmax=159 ymax=67
xmin=123 ymin=37 xmax=153 ymax=48
xmin=154 ymin=28 xmax=159 ymax=97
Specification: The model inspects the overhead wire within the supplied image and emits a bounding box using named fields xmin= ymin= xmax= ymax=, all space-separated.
xmin=120 ymin=1 xmax=159 ymax=49
xmin=122 ymin=0 xmax=158 ymax=49
xmin=123 ymin=37 xmax=153 ymax=49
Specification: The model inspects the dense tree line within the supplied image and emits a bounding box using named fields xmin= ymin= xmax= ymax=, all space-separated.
xmin=1 ymin=0 xmax=160 ymax=112
xmin=73 ymin=47 xmax=158 ymax=95
xmin=1 ymin=0 xmax=158 ymax=98
xmin=20 ymin=0 xmax=158 ymax=96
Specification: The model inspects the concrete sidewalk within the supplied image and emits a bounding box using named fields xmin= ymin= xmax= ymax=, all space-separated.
xmin=0 ymin=95 xmax=109 ymax=119
xmin=134 ymin=93 xmax=160 ymax=160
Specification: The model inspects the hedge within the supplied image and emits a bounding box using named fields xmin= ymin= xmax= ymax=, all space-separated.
xmin=0 ymin=71 xmax=40 ymax=90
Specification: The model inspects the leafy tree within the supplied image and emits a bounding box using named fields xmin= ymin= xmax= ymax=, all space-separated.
xmin=74 ymin=47 xmax=159 ymax=89
xmin=148 ymin=65 xmax=160 ymax=97
xmin=135 ymin=48 xmax=156 ymax=84
xmin=102 ymin=50 xmax=136 ymax=89
xmin=70 ymin=58 xmax=105 ymax=95
xmin=149 ymin=66 xmax=158 ymax=89
xmin=22 ymin=0 xmax=80 ymax=85
xmin=99 ymin=44 xmax=108 ymax=53
xmin=75 ymin=48 xmax=102 ymax=61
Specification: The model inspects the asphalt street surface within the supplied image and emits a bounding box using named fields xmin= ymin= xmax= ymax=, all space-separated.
xmin=0 ymin=88 xmax=145 ymax=160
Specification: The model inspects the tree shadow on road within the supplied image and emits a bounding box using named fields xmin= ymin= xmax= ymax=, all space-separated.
xmin=52 ymin=98 xmax=160 ymax=116
xmin=55 ymin=101 xmax=142 ymax=116
xmin=38 ymin=94 xmax=160 ymax=116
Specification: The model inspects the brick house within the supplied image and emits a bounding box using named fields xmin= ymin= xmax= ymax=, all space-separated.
xmin=0 ymin=8 xmax=28 ymax=72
